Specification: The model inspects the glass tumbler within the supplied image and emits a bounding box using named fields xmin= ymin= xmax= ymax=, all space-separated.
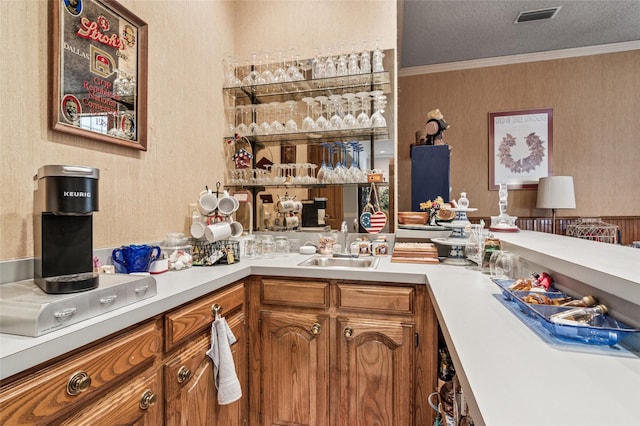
xmin=490 ymin=250 xmax=517 ymax=279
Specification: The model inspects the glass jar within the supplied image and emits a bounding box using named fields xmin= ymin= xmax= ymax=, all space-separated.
xmin=244 ymin=235 xmax=259 ymax=259
xmin=275 ymin=236 xmax=290 ymax=256
xmin=260 ymin=235 xmax=275 ymax=258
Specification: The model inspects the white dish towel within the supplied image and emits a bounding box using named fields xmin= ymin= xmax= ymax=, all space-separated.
xmin=206 ymin=314 xmax=242 ymax=405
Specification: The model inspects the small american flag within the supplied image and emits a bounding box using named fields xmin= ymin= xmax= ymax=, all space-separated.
xmin=361 ymin=211 xmax=387 ymax=234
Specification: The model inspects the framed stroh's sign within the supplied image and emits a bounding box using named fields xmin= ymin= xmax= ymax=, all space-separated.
xmin=489 ymin=108 xmax=553 ymax=190
xmin=50 ymin=0 xmax=148 ymax=150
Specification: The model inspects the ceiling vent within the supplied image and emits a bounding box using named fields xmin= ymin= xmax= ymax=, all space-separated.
xmin=515 ymin=6 xmax=561 ymax=24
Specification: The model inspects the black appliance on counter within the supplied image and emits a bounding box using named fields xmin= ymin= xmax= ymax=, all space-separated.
xmin=33 ymin=165 xmax=100 ymax=294
xmin=301 ymin=197 xmax=327 ymax=228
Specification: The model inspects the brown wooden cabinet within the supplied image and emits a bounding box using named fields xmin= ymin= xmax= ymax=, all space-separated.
xmin=248 ymin=276 xmax=437 ymax=426
xmin=0 ymin=280 xmax=248 ymax=426
xmin=0 ymin=319 xmax=163 ymax=425
xmin=163 ymin=281 xmax=247 ymax=426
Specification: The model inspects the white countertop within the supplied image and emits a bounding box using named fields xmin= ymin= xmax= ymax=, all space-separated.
xmin=1 ymin=233 xmax=639 ymax=426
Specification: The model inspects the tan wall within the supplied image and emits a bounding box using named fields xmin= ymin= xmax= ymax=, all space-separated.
xmin=398 ymin=51 xmax=640 ymax=218
xmin=0 ymin=0 xmax=396 ymax=261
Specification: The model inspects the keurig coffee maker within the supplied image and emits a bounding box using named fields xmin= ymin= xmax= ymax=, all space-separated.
xmin=301 ymin=197 xmax=327 ymax=228
xmin=33 ymin=165 xmax=100 ymax=294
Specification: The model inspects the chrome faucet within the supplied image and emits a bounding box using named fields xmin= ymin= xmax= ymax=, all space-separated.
xmin=340 ymin=220 xmax=349 ymax=254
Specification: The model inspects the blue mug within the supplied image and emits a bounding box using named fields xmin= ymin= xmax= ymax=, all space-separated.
xmin=112 ymin=244 xmax=161 ymax=273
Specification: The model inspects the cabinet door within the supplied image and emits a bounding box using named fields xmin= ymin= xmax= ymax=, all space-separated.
xmin=260 ymin=310 xmax=330 ymax=426
xmin=165 ymin=311 xmax=246 ymax=426
xmin=57 ymin=367 xmax=162 ymax=426
xmin=336 ymin=316 xmax=415 ymax=426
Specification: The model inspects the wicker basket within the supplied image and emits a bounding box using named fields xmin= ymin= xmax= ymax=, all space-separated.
xmin=566 ymin=218 xmax=619 ymax=244
xmin=189 ymin=239 xmax=240 ymax=266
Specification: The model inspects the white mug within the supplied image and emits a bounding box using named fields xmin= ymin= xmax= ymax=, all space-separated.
xmin=218 ymin=195 xmax=239 ymax=216
xmin=229 ymin=221 xmax=243 ymax=237
xmin=190 ymin=221 xmax=206 ymax=239
xmin=205 ymin=221 xmax=232 ymax=242
xmin=198 ymin=190 xmax=218 ymax=216
xmin=277 ymin=199 xmax=296 ymax=213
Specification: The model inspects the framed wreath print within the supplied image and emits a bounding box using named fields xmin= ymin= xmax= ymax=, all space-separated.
xmin=50 ymin=0 xmax=148 ymax=150
xmin=489 ymin=108 xmax=553 ymax=190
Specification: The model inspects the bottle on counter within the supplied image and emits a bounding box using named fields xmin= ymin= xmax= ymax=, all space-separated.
xmin=549 ymin=304 xmax=608 ymax=326
xmin=560 ymin=295 xmax=598 ymax=307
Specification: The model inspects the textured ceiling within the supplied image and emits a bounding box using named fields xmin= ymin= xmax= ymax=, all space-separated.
xmin=400 ymin=0 xmax=640 ymax=68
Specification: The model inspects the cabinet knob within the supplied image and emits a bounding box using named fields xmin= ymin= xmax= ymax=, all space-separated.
xmin=211 ymin=303 xmax=223 ymax=316
xmin=139 ymin=389 xmax=158 ymax=410
xmin=311 ymin=323 xmax=321 ymax=335
xmin=177 ymin=366 xmax=192 ymax=384
xmin=67 ymin=371 xmax=91 ymax=396
xmin=343 ymin=326 xmax=354 ymax=338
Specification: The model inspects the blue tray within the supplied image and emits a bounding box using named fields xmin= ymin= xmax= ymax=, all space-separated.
xmin=491 ymin=278 xmax=638 ymax=346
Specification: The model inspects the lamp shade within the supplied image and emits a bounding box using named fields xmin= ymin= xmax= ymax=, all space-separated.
xmin=536 ymin=176 xmax=576 ymax=209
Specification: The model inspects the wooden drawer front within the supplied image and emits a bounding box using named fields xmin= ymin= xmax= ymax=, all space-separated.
xmin=165 ymin=282 xmax=244 ymax=351
xmin=261 ymin=278 xmax=330 ymax=308
xmin=0 ymin=320 xmax=161 ymax=425
xmin=337 ymin=283 xmax=415 ymax=314
xmin=59 ymin=367 xmax=162 ymax=425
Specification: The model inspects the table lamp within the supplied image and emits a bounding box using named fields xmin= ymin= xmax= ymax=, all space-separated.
xmin=536 ymin=176 xmax=576 ymax=234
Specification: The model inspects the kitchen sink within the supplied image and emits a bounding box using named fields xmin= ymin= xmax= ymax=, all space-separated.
xmin=298 ymin=255 xmax=380 ymax=269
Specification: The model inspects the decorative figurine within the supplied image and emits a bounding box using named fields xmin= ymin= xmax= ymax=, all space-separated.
xmin=424 ymin=108 xmax=450 ymax=146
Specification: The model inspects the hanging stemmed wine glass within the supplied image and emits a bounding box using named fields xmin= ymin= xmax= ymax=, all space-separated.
xmin=333 ymin=142 xmax=348 ymax=183
xmin=224 ymin=105 xmax=236 ymax=136
xmin=314 ymin=96 xmax=330 ymax=131
xmin=247 ymin=104 xmax=259 ymax=136
xmin=328 ymin=95 xmax=344 ymax=130
xmin=346 ymin=142 xmax=360 ymax=182
xmin=242 ymin=53 xmax=261 ymax=86
xmin=273 ymin=49 xmax=289 ymax=83
xmin=258 ymin=103 xmax=271 ymax=135
xmin=223 ymin=56 xmax=241 ymax=87
xmin=301 ymin=97 xmax=317 ymax=132
xmin=316 ymin=142 xmax=329 ymax=183
xmin=342 ymin=93 xmax=357 ymax=129
xmin=371 ymin=92 xmax=387 ymax=128
xmin=284 ymin=100 xmax=299 ymax=133
xmin=235 ymin=105 xmax=248 ymax=135
xmin=261 ymin=51 xmax=275 ymax=84
xmin=269 ymin=101 xmax=284 ymax=134
xmin=356 ymin=92 xmax=372 ymax=128
xmin=287 ymin=48 xmax=304 ymax=81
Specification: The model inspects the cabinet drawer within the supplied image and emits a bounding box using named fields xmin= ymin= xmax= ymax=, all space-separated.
xmin=337 ymin=283 xmax=415 ymax=314
xmin=0 ymin=319 xmax=162 ymax=425
xmin=59 ymin=366 xmax=162 ymax=425
xmin=260 ymin=278 xmax=330 ymax=309
xmin=165 ymin=282 xmax=245 ymax=351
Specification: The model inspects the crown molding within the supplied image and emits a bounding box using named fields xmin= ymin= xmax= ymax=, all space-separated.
xmin=399 ymin=40 xmax=640 ymax=77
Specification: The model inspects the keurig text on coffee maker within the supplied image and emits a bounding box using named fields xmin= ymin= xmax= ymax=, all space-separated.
xmin=33 ymin=165 xmax=100 ymax=294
